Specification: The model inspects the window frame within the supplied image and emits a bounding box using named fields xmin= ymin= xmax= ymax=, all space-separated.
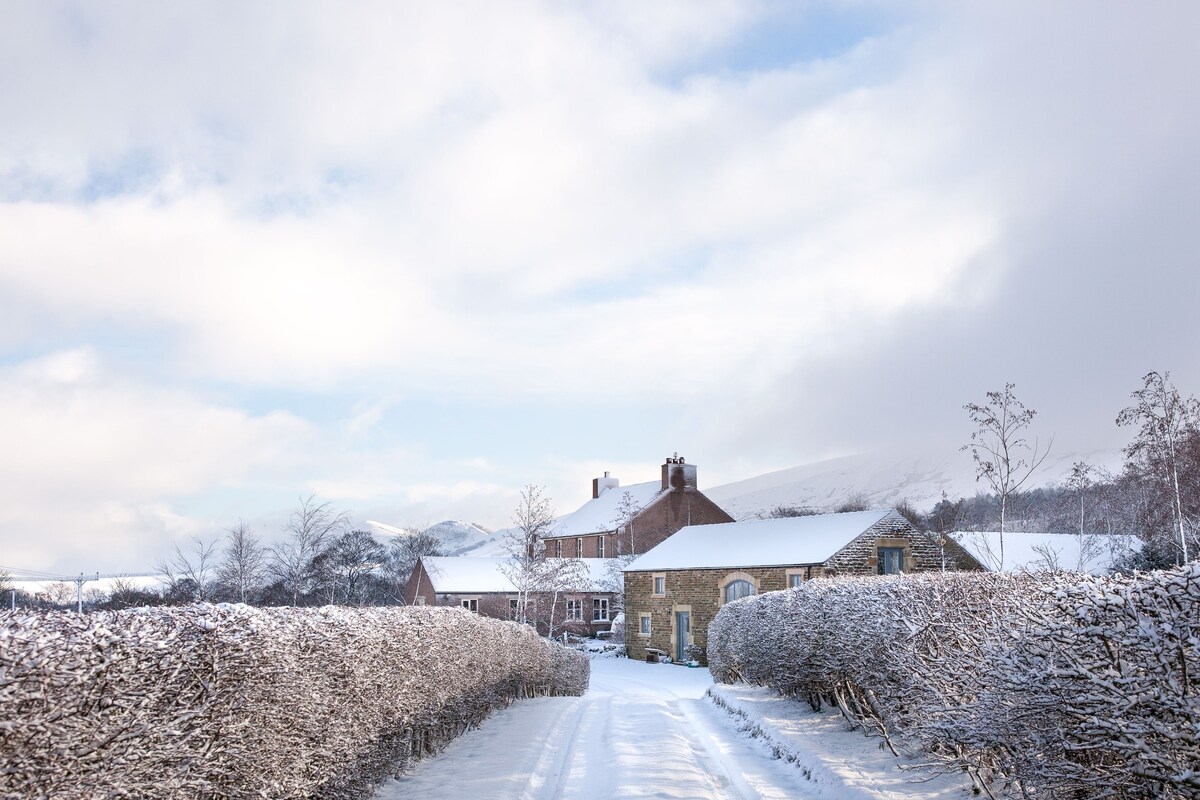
xmin=592 ymin=597 xmax=609 ymax=622
xmin=638 ymin=613 xmax=651 ymax=636
xmin=719 ymin=572 xmax=760 ymax=606
xmin=597 ymin=535 xmax=605 ymax=558
xmin=652 ymin=573 xmax=666 ymax=596
xmin=576 ymin=538 xmax=583 ymax=558
xmin=566 ymin=598 xmax=583 ymax=620
xmin=460 ymin=597 xmax=479 ymax=612
xmin=878 ymin=546 xmax=905 ymax=575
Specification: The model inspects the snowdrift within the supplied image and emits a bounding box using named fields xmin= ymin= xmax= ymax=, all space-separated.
xmin=0 ymin=604 xmax=589 ymax=799
xmin=708 ymin=566 xmax=1200 ymax=799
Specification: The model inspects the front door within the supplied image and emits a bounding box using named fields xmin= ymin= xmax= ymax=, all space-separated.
xmin=675 ymin=611 xmax=690 ymax=661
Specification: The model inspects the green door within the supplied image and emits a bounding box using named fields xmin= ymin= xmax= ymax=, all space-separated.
xmin=675 ymin=611 xmax=690 ymax=661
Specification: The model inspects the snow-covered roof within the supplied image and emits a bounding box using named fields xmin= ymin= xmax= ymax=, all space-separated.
xmin=954 ymin=531 xmax=1135 ymax=574
xmin=420 ymin=556 xmax=614 ymax=593
xmin=624 ymin=509 xmax=895 ymax=572
xmin=548 ymin=480 xmax=664 ymax=537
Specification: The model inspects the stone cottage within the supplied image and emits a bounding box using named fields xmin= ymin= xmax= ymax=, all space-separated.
xmin=622 ymin=509 xmax=984 ymax=662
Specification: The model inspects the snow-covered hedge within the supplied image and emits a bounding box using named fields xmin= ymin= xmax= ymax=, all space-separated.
xmin=708 ymin=566 xmax=1200 ymax=799
xmin=0 ymin=604 xmax=589 ymax=799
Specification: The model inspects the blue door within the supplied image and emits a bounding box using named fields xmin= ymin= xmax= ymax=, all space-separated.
xmin=675 ymin=611 xmax=690 ymax=661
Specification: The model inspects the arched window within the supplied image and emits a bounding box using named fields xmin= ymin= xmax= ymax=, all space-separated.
xmin=723 ymin=579 xmax=755 ymax=604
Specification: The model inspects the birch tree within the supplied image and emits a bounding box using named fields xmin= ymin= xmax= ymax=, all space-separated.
xmin=963 ymin=383 xmax=1053 ymax=569
xmin=500 ymin=485 xmax=556 ymax=625
xmin=156 ymin=534 xmax=219 ymax=602
xmin=268 ymin=495 xmax=349 ymax=606
xmin=1117 ymin=370 xmax=1200 ymax=564
xmin=216 ymin=521 xmax=267 ymax=604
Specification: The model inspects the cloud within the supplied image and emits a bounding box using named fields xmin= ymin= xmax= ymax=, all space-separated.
xmin=2 ymin=2 xmax=1198 ymax=570
xmin=0 ymin=349 xmax=313 ymax=572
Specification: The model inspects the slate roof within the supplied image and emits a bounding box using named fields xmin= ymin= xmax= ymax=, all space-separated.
xmin=547 ymin=480 xmax=664 ymax=538
xmin=419 ymin=556 xmax=613 ymax=593
xmin=623 ymin=509 xmax=895 ymax=572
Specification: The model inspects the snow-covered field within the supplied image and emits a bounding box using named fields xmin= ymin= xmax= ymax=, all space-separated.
xmin=374 ymin=656 xmax=976 ymax=800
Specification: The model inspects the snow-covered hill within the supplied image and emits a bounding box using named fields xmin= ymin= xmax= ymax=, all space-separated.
xmin=706 ymin=446 xmax=1122 ymax=521
xmin=366 ymin=519 xmax=501 ymax=556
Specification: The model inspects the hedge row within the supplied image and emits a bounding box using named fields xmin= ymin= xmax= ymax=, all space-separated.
xmin=0 ymin=604 xmax=589 ymax=799
xmin=708 ymin=566 xmax=1200 ymax=799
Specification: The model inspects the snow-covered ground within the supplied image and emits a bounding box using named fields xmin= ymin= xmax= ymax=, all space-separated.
xmin=373 ymin=655 xmax=978 ymax=800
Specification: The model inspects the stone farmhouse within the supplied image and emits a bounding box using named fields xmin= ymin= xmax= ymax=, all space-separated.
xmin=540 ymin=455 xmax=734 ymax=559
xmin=403 ymin=455 xmax=733 ymax=634
xmin=622 ymin=509 xmax=985 ymax=662
xmin=404 ymin=556 xmax=617 ymax=635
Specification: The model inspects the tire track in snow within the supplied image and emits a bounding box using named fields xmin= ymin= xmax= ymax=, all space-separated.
xmin=374 ymin=659 xmax=816 ymax=800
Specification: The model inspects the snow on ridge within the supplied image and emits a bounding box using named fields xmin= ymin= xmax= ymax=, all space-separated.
xmin=707 ymin=446 xmax=1123 ymax=521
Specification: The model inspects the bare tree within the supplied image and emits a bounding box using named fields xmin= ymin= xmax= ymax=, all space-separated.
xmin=613 ymin=491 xmax=643 ymax=556
xmin=216 ymin=521 xmax=267 ymax=604
xmin=42 ymin=581 xmax=75 ymax=608
xmin=963 ymin=383 xmax=1053 ymax=569
xmin=500 ymin=485 xmax=556 ymax=625
xmin=1117 ymin=371 xmax=1200 ymax=564
xmin=156 ymin=534 xmax=220 ymax=602
xmin=385 ymin=526 xmax=445 ymax=602
xmin=315 ymin=530 xmax=385 ymax=606
xmin=834 ymin=492 xmax=871 ymax=513
xmin=268 ymin=495 xmax=349 ymax=606
xmin=1064 ymin=462 xmax=1103 ymax=571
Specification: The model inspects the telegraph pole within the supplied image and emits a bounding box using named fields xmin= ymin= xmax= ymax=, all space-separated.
xmin=74 ymin=573 xmax=99 ymax=613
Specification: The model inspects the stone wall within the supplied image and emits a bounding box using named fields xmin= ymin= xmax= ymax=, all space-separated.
xmin=624 ymin=565 xmax=801 ymax=662
xmin=823 ymin=513 xmax=985 ymax=575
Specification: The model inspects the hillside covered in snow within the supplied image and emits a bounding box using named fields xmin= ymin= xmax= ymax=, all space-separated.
xmin=705 ymin=446 xmax=1121 ymax=521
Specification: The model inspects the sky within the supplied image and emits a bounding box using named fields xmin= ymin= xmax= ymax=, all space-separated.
xmin=2 ymin=1 xmax=1198 ymax=575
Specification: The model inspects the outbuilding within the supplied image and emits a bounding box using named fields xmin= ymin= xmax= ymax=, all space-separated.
xmin=622 ymin=509 xmax=984 ymax=662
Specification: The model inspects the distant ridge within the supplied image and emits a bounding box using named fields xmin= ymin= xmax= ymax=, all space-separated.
xmin=706 ymin=447 xmax=1121 ymax=521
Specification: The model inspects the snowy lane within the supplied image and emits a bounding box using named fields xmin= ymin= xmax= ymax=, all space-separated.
xmin=374 ymin=658 xmax=813 ymax=800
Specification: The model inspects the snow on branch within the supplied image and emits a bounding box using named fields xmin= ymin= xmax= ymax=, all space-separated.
xmin=708 ymin=567 xmax=1200 ymax=799
xmin=0 ymin=604 xmax=589 ymax=798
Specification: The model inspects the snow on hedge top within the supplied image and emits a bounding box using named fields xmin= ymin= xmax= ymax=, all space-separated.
xmin=421 ymin=556 xmax=613 ymax=593
xmin=548 ymin=480 xmax=663 ymax=537
xmin=624 ymin=509 xmax=894 ymax=572
xmin=954 ymin=531 xmax=1135 ymax=574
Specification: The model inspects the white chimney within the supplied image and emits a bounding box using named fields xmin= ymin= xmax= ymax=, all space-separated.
xmin=593 ymin=471 xmax=620 ymax=498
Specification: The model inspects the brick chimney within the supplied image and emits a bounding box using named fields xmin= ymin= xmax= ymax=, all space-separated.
xmin=661 ymin=453 xmax=697 ymax=492
xmin=593 ymin=471 xmax=619 ymax=498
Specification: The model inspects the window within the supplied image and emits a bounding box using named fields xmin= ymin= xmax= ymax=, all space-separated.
xmin=554 ymin=540 xmax=562 ymax=558
xmin=723 ymin=579 xmax=755 ymax=604
xmin=653 ymin=575 xmax=665 ymax=595
xmin=461 ymin=598 xmax=478 ymax=612
xmin=566 ymin=599 xmax=583 ymax=620
xmin=576 ymin=538 xmax=583 ymax=558
xmin=639 ymin=614 xmax=651 ymax=636
xmin=597 ymin=535 xmax=605 ymax=558
xmin=879 ymin=547 xmax=905 ymax=575
xmin=592 ymin=598 xmax=609 ymax=622
xmin=415 ymin=597 xmax=426 ymax=606
xmin=788 ymin=573 xmax=804 ymax=589
xmin=509 ymin=598 xmax=519 ymax=616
